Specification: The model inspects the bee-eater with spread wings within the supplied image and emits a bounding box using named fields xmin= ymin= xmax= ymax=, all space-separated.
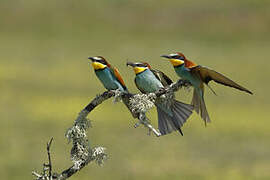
xmin=127 ymin=61 xmax=194 ymax=136
xmin=161 ymin=52 xmax=253 ymax=124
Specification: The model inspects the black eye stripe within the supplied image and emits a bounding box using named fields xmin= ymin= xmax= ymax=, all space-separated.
xmin=95 ymin=59 xmax=106 ymax=64
xmin=136 ymin=64 xmax=147 ymax=67
xmin=135 ymin=63 xmax=142 ymax=67
xmin=171 ymin=55 xmax=184 ymax=60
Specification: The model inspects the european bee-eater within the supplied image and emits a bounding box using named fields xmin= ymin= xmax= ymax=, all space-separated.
xmin=88 ymin=56 xmax=127 ymax=92
xmin=161 ymin=52 xmax=253 ymax=124
xmin=127 ymin=61 xmax=194 ymax=136
xmin=88 ymin=56 xmax=137 ymax=117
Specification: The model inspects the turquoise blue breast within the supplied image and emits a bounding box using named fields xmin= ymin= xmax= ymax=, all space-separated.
xmin=174 ymin=65 xmax=200 ymax=87
xmin=95 ymin=67 xmax=125 ymax=91
xmin=135 ymin=69 xmax=164 ymax=93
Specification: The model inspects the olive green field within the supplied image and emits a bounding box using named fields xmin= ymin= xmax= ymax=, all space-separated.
xmin=1 ymin=0 xmax=270 ymax=179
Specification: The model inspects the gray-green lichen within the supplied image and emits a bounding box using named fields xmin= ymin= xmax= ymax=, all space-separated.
xmin=65 ymin=109 xmax=107 ymax=168
xmin=91 ymin=147 xmax=107 ymax=166
xmin=112 ymin=89 xmax=123 ymax=103
xmin=128 ymin=93 xmax=156 ymax=114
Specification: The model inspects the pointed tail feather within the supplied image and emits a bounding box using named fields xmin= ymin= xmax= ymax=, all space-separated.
xmin=192 ymin=89 xmax=211 ymax=124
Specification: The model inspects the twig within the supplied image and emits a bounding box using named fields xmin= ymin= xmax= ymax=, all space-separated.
xmin=138 ymin=114 xmax=161 ymax=137
xmin=32 ymin=138 xmax=55 ymax=180
xmin=155 ymin=79 xmax=191 ymax=97
xmin=32 ymin=171 xmax=42 ymax=179
xmin=46 ymin=138 xmax=53 ymax=179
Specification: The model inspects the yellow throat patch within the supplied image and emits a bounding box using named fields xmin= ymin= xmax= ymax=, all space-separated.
xmin=92 ymin=62 xmax=107 ymax=70
xmin=169 ymin=59 xmax=184 ymax=67
xmin=134 ymin=67 xmax=147 ymax=74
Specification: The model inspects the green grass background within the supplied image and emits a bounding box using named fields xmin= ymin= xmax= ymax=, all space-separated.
xmin=1 ymin=0 xmax=270 ymax=179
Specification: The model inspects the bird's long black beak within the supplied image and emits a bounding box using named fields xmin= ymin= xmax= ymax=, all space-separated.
xmin=160 ymin=55 xmax=170 ymax=59
xmin=126 ymin=62 xmax=136 ymax=67
xmin=88 ymin=57 xmax=95 ymax=61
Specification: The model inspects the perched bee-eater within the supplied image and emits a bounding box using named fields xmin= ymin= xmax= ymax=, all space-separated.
xmin=161 ymin=52 xmax=253 ymax=124
xmin=88 ymin=56 xmax=127 ymax=92
xmin=127 ymin=61 xmax=194 ymax=136
xmin=88 ymin=56 xmax=137 ymax=117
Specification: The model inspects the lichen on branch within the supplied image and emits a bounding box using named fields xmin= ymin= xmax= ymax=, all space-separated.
xmin=32 ymin=79 xmax=190 ymax=180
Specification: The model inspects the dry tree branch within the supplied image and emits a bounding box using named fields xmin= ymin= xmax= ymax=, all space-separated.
xmin=32 ymin=79 xmax=190 ymax=180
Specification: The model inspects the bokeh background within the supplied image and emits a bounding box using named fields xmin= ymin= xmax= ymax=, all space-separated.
xmin=1 ymin=0 xmax=270 ymax=179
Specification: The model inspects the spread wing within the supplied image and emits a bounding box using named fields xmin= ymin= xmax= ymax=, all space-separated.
xmin=111 ymin=67 xmax=127 ymax=90
xmin=191 ymin=66 xmax=253 ymax=94
xmin=151 ymin=69 xmax=173 ymax=87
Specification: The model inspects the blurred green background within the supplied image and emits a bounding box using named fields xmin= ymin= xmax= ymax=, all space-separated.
xmin=1 ymin=0 xmax=270 ymax=179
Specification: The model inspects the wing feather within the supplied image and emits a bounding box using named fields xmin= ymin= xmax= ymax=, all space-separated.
xmin=150 ymin=69 xmax=173 ymax=86
xmin=191 ymin=66 xmax=252 ymax=94
xmin=111 ymin=67 xmax=127 ymax=90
